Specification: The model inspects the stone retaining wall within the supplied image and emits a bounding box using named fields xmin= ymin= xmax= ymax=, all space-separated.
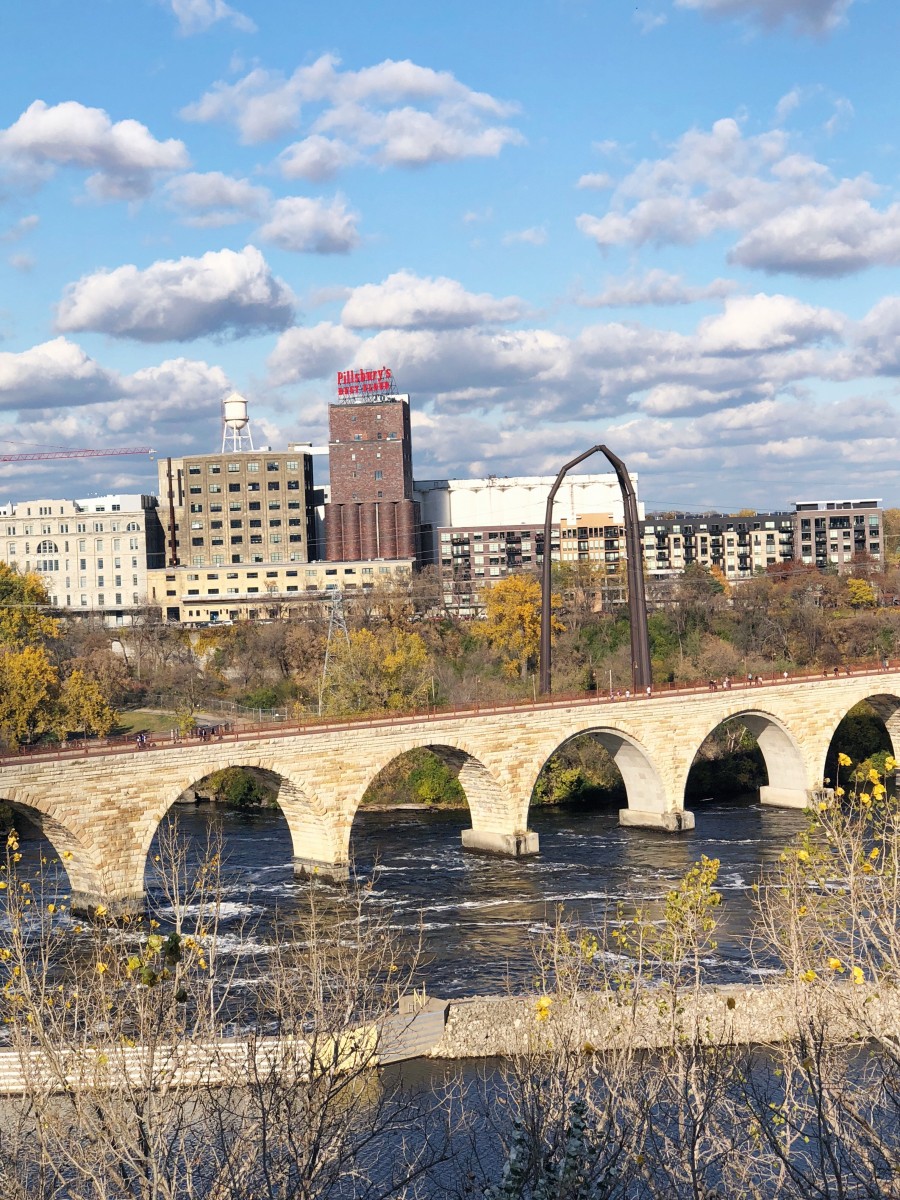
xmin=431 ymin=982 xmax=899 ymax=1059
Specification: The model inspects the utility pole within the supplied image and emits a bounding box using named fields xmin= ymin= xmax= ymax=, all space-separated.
xmin=539 ymin=445 xmax=651 ymax=695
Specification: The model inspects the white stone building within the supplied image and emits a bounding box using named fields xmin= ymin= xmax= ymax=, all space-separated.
xmin=0 ymin=493 xmax=165 ymax=623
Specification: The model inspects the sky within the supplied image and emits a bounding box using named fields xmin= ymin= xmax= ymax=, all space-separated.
xmin=1 ymin=0 xmax=899 ymax=512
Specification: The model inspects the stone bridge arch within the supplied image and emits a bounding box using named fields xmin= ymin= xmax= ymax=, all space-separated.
xmin=1 ymin=788 xmax=108 ymax=913
xmin=522 ymin=724 xmax=689 ymax=832
xmin=136 ymin=756 xmax=345 ymax=896
xmin=684 ymin=708 xmax=814 ymax=810
xmin=820 ymin=690 xmax=900 ymax=786
xmin=351 ymin=739 xmax=536 ymax=857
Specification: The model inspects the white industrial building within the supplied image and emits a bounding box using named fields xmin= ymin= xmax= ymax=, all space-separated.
xmin=413 ymin=472 xmax=643 ymax=563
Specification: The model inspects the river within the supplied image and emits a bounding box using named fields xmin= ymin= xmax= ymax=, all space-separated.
xmin=131 ymin=795 xmax=808 ymax=996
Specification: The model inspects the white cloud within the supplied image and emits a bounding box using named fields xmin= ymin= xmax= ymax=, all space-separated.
xmin=257 ymin=195 xmax=360 ymax=254
xmin=55 ymin=245 xmax=295 ymax=342
xmin=730 ymin=192 xmax=900 ymax=276
xmin=0 ymin=214 xmax=39 ymax=242
xmin=340 ymin=271 xmax=527 ymax=330
xmin=635 ymin=10 xmax=668 ymax=32
xmin=165 ymin=171 xmax=269 ymax=226
xmin=674 ymin=0 xmax=854 ymax=35
xmin=0 ymin=100 xmax=188 ymax=198
xmin=8 ymin=253 xmax=34 ymax=273
xmin=577 ymin=269 xmax=735 ymax=307
xmin=0 ymin=343 xmax=233 ymax=497
xmin=182 ymin=53 xmax=523 ymax=168
xmin=578 ymin=115 xmax=900 ymax=277
xmin=267 ymin=322 xmax=362 ymax=387
xmin=502 ymin=226 xmax=547 ymax=246
xmin=576 ymin=173 xmax=614 ymax=190
xmin=0 ymin=337 xmax=120 ymax=408
xmin=695 ymin=293 xmax=844 ymax=354
xmin=279 ymin=135 xmax=358 ymax=181
xmin=168 ymin=0 xmax=256 ymax=34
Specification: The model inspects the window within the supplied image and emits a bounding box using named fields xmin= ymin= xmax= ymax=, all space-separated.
xmin=228 ymin=462 xmax=240 ymax=473
xmin=208 ymin=464 xmax=220 ymax=474
xmin=374 ymin=470 xmax=383 ymax=480
xmin=209 ymin=484 xmax=221 ymax=494
xmin=247 ymin=461 xmax=259 ymax=472
xmin=188 ymin=466 xmax=201 ymax=475
xmin=126 ymin=522 xmax=139 ymax=532
xmin=267 ymin=481 xmax=280 ymax=491
xmin=229 ymin=483 xmax=241 ymax=493
xmin=267 ymin=461 xmax=279 ymax=472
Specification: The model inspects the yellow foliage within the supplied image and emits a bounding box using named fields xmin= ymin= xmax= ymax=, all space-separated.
xmin=0 ymin=563 xmax=59 ymax=647
xmin=56 ymin=668 xmax=117 ymax=739
xmin=0 ymin=644 xmax=58 ymax=747
xmin=323 ymin=627 xmax=432 ymax=715
xmin=476 ymin=574 xmax=562 ymax=679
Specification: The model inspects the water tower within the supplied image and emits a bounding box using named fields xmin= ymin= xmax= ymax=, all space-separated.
xmin=221 ymin=392 xmax=255 ymax=453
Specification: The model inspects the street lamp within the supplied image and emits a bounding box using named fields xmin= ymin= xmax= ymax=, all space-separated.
xmin=539 ymin=445 xmax=651 ymax=696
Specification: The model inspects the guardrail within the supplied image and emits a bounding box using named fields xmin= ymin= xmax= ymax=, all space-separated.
xmin=0 ymin=659 xmax=895 ymax=769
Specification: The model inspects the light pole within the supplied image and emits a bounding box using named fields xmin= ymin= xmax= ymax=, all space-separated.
xmin=539 ymin=445 xmax=651 ymax=696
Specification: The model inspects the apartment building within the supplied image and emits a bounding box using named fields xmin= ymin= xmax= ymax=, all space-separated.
xmin=794 ymin=499 xmax=882 ymax=567
xmin=641 ymin=512 xmax=796 ymax=579
xmin=641 ymin=501 xmax=883 ymax=581
xmin=0 ymin=493 xmax=165 ymax=623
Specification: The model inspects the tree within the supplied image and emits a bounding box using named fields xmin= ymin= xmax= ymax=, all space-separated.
xmin=322 ymin=626 xmax=432 ymax=714
xmin=847 ymin=577 xmax=877 ymax=608
xmin=0 ymin=826 xmax=448 ymax=1200
xmin=55 ymin=668 xmax=117 ymax=740
xmin=0 ymin=645 xmax=58 ymax=746
xmin=476 ymin=574 xmax=562 ymax=679
xmin=0 ymin=562 xmax=58 ymax=648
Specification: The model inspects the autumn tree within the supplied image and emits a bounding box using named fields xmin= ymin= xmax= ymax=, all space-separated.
xmin=321 ymin=626 xmax=432 ymax=715
xmin=0 ymin=562 xmax=58 ymax=647
xmin=476 ymin=574 xmax=562 ymax=679
xmin=55 ymin=668 xmax=116 ymax=740
xmin=847 ymin=576 xmax=877 ymax=608
xmin=0 ymin=645 xmax=58 ymax=746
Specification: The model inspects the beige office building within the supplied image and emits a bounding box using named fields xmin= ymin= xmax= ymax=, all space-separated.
xmin=147 ymin=558 xmax=414 ymax=624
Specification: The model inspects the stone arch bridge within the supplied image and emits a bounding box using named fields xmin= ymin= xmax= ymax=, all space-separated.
xmin=2 ymin=669 xmax=898 ymax=912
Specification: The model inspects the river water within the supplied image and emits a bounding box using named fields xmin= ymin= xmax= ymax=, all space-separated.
xmin=134 ymin=796 xmax=808 ymax=997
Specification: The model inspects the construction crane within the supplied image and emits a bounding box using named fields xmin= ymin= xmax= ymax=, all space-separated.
xmin=0 ymin=447 xmax=154 ymax=463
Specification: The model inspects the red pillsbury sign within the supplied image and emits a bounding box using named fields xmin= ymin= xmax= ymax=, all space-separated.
xmin=336 ymin=367 xmax=394 ymax=399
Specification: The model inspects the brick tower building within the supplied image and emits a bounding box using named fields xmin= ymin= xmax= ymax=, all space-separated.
xmin=324 ymin=371 xmax=420 ymax=562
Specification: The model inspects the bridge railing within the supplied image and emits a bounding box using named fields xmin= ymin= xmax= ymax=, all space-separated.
xmin=0 ymin=658 xmax=895 ymax=768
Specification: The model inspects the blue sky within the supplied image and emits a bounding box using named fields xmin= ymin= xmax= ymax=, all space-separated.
xmin=1 ymin=0 xmax=899 ymax=511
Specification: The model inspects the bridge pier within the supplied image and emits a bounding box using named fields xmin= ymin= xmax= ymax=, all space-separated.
xmin=70 ymin=890 xmax=145 ymax=919
xmin=618 ymin=809 xmax=695 ymax=832
xmin=292 ymin=856 xmax=351 ymax=883
xmin=760 ymin=785 xmax=831 ymax=810
xmin=461 ymin=829 xmax=540 ymax=857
